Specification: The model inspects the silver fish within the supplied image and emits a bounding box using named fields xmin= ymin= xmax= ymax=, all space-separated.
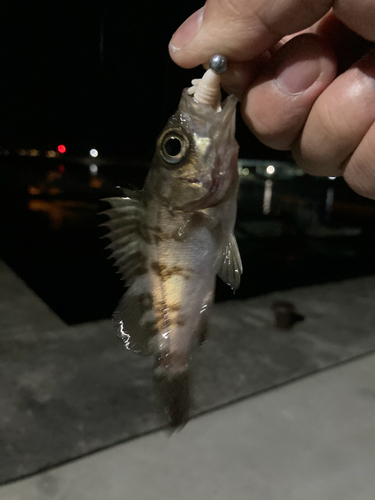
xmin=101 ymin=60 xmax=242 ymax=428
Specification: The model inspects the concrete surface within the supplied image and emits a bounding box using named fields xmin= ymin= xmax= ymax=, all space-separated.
xmin=1 ymin=351 xmax=375 ymax=500
xmin=0 ymin=261 xmax=65 ymax=335
xmin=3 ymin=272 xmax=375 ymax=483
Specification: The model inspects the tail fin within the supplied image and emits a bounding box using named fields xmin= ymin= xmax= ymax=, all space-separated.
xmin=153 ymin=360 xmax=190 ymax=430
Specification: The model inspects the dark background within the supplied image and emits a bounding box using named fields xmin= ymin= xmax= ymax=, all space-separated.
xmin=0 ymin=0 xmax=279 ymax=160
xmin=1 ymin=0 xmax=375 ymax=326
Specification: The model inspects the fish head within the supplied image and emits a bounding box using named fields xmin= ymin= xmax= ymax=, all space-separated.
xmin=145 ymin=90 xmax=239 ymax=211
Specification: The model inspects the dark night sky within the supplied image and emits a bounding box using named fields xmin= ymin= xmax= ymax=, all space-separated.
xmin=0 ymin=0 xmax=286 ymax=160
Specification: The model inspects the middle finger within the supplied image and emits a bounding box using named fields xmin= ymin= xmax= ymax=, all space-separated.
xmin=292 ymin=46 xmax=375 ymax=176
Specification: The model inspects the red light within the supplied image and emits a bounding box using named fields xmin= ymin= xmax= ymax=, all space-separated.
xmin=58 ymin=144 xmax=66 ymax=154
xmin=58 ymin=165 xmax=65 ymax=173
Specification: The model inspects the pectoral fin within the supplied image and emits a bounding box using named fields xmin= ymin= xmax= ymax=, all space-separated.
xmin=218 ymin=234 xmax=243 ymax=291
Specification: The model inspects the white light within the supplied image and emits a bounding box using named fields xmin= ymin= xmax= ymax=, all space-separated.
xmin=241 ymin=167 xmax=249 ymax=176
xmin=328 ymin=176 xmax=336 ymax=180
xmin=266 ymin=165 xmax=275 ymax=175
xmin=89 ymin=163 xmax=98 ymax=175
xmin=90 ymin=148 xmax=98 ymax=158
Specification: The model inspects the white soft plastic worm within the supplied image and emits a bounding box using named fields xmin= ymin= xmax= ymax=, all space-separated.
xmin=188 ymin=55 xmax=228 ymax=111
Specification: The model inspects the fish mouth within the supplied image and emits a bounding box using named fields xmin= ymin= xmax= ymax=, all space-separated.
xmin=178 ymin=163 xmax=236 ymax=212
xmin=181 ymin=150 xmax=239 ymax=211
xmin=174 ymin=92 xmax=239 ymax=212
xmin=178 ymin=89 xmax=238 ymax=126
xmin=196 ymin=169 xmax=235 ymax=209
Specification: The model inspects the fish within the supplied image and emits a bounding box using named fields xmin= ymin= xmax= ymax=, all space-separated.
xmin=101 ymin=60 xmax=242 ymax=428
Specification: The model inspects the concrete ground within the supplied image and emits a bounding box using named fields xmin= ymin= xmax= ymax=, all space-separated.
xmin=2 ymin=261 xmax=375 ymax=498
xmin=2 ymin=351 xmax=375 ymax=500
xmin=3 ymin=265 xmax=375 ymax=483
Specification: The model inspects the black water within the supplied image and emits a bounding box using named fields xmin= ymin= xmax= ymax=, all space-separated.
xmin=1 ymin=156 xmax=375 ymax=324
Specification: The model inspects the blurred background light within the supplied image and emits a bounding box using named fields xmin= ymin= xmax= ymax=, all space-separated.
xmin=266 ymin=165 xmax=275 ymax=175
xmin=58 ymin=144 xmax=66 ymax=154
xmin=89 ymin=164 xmax=98 ymax=175
xmin=90 ymin=149 xmax=98 ymax=158
xmin=263 ymin=179 xmax=273 ymax=215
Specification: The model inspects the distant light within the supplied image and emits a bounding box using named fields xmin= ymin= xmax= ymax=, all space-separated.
xmin=29 ymin=149 xmax=39 ymax=157
xmin=328 ymin=176 xmax=336 ymax=180
xmin=89 ymin=163 xmax=98 ymax=175
xmin=90 ymin=177 xmax=103 ymax=188
xmin=46 ymin=150 xmax=57 ymax=158
xmin=48 ymin=187 xmax=60 ymax=196
xmin=58 ymin=164 xmax=65 ymax=173
xmin=58 ymin=144 xmax=66 ymax=154
xmin=90 ymin=148 xmax=98 ymax=158
xmin=263 ymin=179 xmax=273 ymax=215
xmin=266 ymin=165 xmax=275 ymax=175
xmin=28 ymin=186 xmax=41 ymax=195
xmin=18 ymin=149 xmax=27 ymax=156
xmin=241 ymin=167 xmax=249 ymax=176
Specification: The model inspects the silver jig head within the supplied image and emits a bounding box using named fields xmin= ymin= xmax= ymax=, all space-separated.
xmin=209 ymin=54 xmax=228 ymax=75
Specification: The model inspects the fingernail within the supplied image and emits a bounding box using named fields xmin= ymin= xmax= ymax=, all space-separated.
xmin=169 ymin=7 xmax=204 ymax=50
xmin=276 ymin=58 xmax=322 ymax=94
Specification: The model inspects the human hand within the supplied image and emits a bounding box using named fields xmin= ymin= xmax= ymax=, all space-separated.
xmin=169 ymin=1 xmax=375 ymax=199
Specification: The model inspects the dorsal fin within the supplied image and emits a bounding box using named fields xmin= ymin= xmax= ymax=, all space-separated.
xmin=100 ymin=191 xmax=160 ymax=355
xmin=100 ymin=193 xmax=147 ymax=285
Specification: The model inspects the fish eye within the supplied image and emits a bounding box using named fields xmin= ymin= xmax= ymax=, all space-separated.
xmin=160 ymin=130 xmax=189 ymax=165
xmin=165 ymin=137 xmax=181 ymax=157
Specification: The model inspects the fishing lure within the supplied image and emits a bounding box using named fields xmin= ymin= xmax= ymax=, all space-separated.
xmin=101 ymin=55 xmax=242 ymax=428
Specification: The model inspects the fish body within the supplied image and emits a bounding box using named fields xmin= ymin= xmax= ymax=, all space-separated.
xmin=102 ymin=88 xmax=242 ymax=428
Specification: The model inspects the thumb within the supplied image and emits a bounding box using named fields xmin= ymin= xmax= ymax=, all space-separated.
xmin=169 ymin=0 xmax=333 ymax=68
